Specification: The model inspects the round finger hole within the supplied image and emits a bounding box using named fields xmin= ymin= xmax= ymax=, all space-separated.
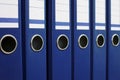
xmin=57 ymin=34 xmax=69 ymax=50
xmin=78 ymin=34 xmax=89 ymax=49
xmin=0 ymin=34 xmax=17 ymax=54
xmin=96 ymin=34 xmax=105 ymax=47
xmin=112 ymin=34 xmax=119 ymax=46
xmin=31 ymin=34 xmax=44 ymax=52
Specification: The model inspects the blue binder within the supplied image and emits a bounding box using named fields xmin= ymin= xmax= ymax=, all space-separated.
xmin=0 ymin=0 xmax=23 ymax=80
xmin=47 ymin=0 xmax=72 ymax=80
xmin=24 ymin=0 xmax=46 ymax=80
xmin=92 ymin=0 xmax=106 ymax=80
xmin=107 ymin=0 xmax=120 ymax=80
xmin=73 ymin=0 xmax=91 ymax=80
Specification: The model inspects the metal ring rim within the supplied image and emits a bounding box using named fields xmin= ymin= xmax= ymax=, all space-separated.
xmin=0 ymin=34 xmax=18 ymax=54
xmin=96 ymin=34 xmax=105 ymax=48
xmin=78 ymin=34 xmax=89 ymax=49
xmin=111 ymin=34 xmax=120 ymax=47
xmin=57 ymin=34 xmax=69 ymax=51
xmin=31 ymin=34 xmax=44 ymax=52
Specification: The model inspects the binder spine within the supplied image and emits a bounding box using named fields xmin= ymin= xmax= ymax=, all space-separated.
xmin=74 ymin=0 xmax=91 ymax=80
xmin=50 ymin=0 xmax=72 ymax=80
xmin=92 ymin=0 xmax=107 ymax=80
xmin=0 ymin=0 xmax=23 ymax=80
xmin=108 ymin=0 xmax=120 ymax=80
xmin=25 ymin=0 xmax=46 ymax=80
